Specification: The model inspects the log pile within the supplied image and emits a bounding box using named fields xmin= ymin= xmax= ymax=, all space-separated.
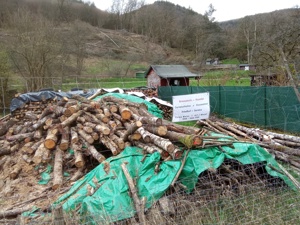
xmin=124 ymin=88 xmax=158 ymax=98
xmin=0 ymin=94 xmax=207 ymax=196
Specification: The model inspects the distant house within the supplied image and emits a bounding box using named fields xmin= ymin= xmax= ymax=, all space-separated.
xmin=144 ymin=65 xmax=200 ymax=88
xmin=239 ymin=64 xmax=256 ymax=71
xmin=206 ymin=58 xmax=220 ymax=65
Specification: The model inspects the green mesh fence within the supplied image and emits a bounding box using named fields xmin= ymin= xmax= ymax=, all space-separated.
xmin=158 ymin=86 xmax=300 ymax=134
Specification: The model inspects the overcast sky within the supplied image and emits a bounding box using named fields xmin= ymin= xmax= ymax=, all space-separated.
xmin=88 ymin=0 xmax=299 ymax=22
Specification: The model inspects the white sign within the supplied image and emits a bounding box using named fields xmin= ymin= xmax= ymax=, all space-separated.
xmin=172 ymin=92 xmax=210 ymax=122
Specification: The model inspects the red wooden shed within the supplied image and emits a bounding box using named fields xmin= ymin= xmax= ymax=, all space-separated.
xmin=145 ymin=65 xmax=200 ymax=88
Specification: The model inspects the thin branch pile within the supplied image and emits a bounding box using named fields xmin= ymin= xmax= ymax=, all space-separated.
xmin=197 ymin=117 xmax=300 ymax=173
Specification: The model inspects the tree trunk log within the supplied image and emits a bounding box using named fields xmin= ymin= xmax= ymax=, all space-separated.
xmin=144 ymin=125 xmax=168 ymax=136
xmin=44 ymin=128 xmax=59 ymax=150
xmin=33 ymin=142 xmax=49 ymax=165
xmin=77 ymin=129 xmax=94 ymax=144
xmin=119 ymin=105 xmax=132 ymax=120
xmin=82 ymin=140 xmax=106 ymax=163
xmin=121 ymin=162 xmax=146 ymax=224
xmin=59 ymin=126 xmax=70 ymax=151
xmin=0 ymin=119 xmax=19 ymax=136
xmin=100 ymin=136 xmax=119 ymax=155
xmin=72 ymin=142 xmax=85 ymax=168
xmin=165 ymin=131 xmax=203 ymax=148
xmin=164 ymin=119 xmax=201 ymax=135
xmin=64 ymin=104 xmax=80 ymax=117
xmin=122 ymin=121 xmax=143 ymax=141
xmin=33 ymin=128 xmax=43 ymax=141
xmin=52 ymin=147 xmax=63 ymax=190
xmin=61 ymin=110 xmax=83 ymax=127
xmin=70 ymin=127 xmax=79 ymax=144
xmin=110 ymin=133 xmax=125 ymax=150
xmin=6 ymin=132 xmax=34 ymax=142
xmin=137 ymin=127 xmax=151 ymax=143
xmin=10 ymin=164 xmax=22 ymax=179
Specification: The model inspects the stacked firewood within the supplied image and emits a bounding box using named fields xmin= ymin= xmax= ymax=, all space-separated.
xmin=0 ymin=94 xmax=208 ymax=191
xmin=11 ymin=97 xmax=59 ymax=119
xmin=124 ymin=88 xmax=158 ymax=98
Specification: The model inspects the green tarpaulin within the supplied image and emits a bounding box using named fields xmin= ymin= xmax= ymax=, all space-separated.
xmin=51 ymin=92 xmax=296 ymax=224
xmin=53 ymin=142 xmax=296 ymax=224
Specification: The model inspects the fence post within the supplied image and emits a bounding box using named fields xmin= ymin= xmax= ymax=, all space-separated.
xmin=1 ymin=78 xmax=5 ymax=116
xmin=264 ymin=84 xmax=267 ymax=128
xmin=53 ymin=205 xmax=65 ymax=225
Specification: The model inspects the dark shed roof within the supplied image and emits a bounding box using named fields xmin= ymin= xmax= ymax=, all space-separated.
xmin=145 ymin=65 xmax=199 ymax=78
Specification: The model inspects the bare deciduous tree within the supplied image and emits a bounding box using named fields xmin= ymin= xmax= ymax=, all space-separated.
xmin=255 ymin=9 xmax=300 ymax=100
xmin=7 ymin=10 xmax=64 ymax=92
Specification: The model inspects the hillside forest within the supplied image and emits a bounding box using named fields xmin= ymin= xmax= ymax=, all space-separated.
xmin=0 ymin=0 xmax=299 ymax=93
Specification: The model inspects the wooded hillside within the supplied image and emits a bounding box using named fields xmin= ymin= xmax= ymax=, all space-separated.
xmin=0 ymin=0 xmax=299 ymax=93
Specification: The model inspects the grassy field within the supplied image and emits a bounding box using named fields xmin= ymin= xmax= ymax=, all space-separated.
xmin=53 ymin=69 xmax=251 ymax=91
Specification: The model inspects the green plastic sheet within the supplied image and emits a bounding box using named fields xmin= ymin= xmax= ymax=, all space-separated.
xmin=93 ymin=93 xmax=163 ymax=118
xmin=53 ymin=147 xmax=181 ymax=223
xmin=53 ymin=142 xmax=296 ymax=224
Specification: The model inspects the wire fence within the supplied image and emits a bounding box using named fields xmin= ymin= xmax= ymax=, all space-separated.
xmin=1 ymin=162 xmax=299 ymax=225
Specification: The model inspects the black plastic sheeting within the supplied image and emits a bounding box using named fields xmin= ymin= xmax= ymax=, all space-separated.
xmin=10 ymin=90 xmax=99 ymax=113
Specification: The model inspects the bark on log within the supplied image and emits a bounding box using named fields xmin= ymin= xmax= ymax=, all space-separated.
xmin=52 ymin=147 xmax=63 ymax=190
xmin=263 ymin=130 xmax=300 ymax=143
xmin=32 ymin=114 xmax=54 ymax=130
xmin=70 ymin=127 xmax=79 ymax=144
xmin=72 ymin=142 xmax=85 ymax=168
xmin=21 ymin=142 xmax=35 ymax=154
xmin=94 ymin=124 xmax=110 ymax=135
xmin=102 ymin=106 xmax=111 ymax=117
xmin=122 ymin=121 xmax=143 ymax=141
xmin=78 ymin=129 xmax=94 ymax=144
xmin=33 ymin=128 xmax=43 ymax=141
xmin=33 ymin=142 xmax=50 ymax=165
xmin=64 ymin=104 xmax=80 ymax=117
xmin=133 ymin=141 xmax=170 ymax=159
xmin=24 ymin=112 xmax=38 ymax=121
xmin=100 ymin=136 xmax=119 ymax=155
xmin=61 ymin=110 xmax=83 ymax=128
xmin=144 ymin=125 xmax=168 ymax=137
xmin=137 ymin=127 xmax=151 ymax=143
xmin=121 ymin=162 xmax=146 ymax=224
xmin=59 ymin=126 xmax=70 ymax=151
xmin=137 ymin=127 xmax=175 ymax=154
xmin=0 ymin=148 xmax=12 ymax=157
xmin=165 ymin=131 xmax=202 ymax=148
xmin=95 ymin=113 xmax=109 ymax=123
xmin=70 ymin=168 xmax=84 ymax=182
xmin=82 ymin=140 xmax=106 ymax=163
xmin=164 ymin=119 xmax=201 ymax=135
xmin=0 ymin=119 xmax=19 ymax=136
xmin=39 ymin=105 xmax=56 ymax=120
xmin=6 ymin=132 xmax=34 ymax=142
xmin=110 ymin=133 xmax=125 ymax=150
xmin=130 ymin=106 xmax=162 ymax=126
xmin=10 ymin=164 xmax=22 ymax=179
